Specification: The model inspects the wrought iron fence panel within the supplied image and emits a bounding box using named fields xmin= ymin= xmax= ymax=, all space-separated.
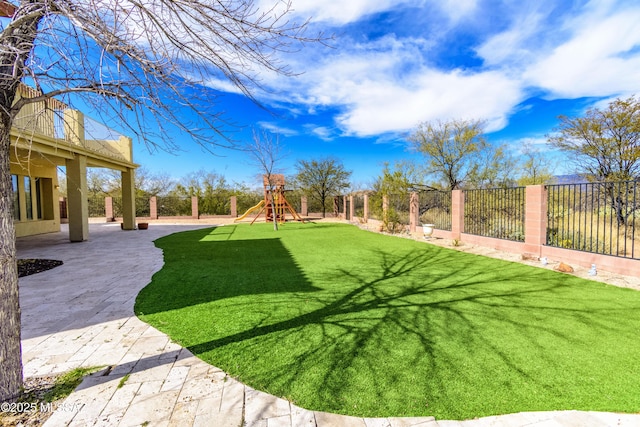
xmin=87 ymin=196 xmax=105 ymax=217
xmin=388 ymin=193 xmax=410 ymax=225
xmin=353 ymin=194 xmax=365 ymax=218
xmin=547 ymin=181 xmax=638 ymax=258
xmin=368 ymin=192 xmax=383 ymax=220
xmin=418 ymin=190 xmax=452 ymax=231
xmin=157 ymin=196 xmax=192 ymax=217
xmin=236 ymin=193 xmax=264 ymax=214
xmin=136 ymin=198 xmax=150 ymax=217
xmin=464 ymin=187 xmax=525 ymax=241
xmin=113 ymin=197 xmax=122 ymax=218
xmin=199 ymin=196 xmax=231 ymax=216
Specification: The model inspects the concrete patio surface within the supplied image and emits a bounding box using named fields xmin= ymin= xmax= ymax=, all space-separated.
xmin=15 ymin=222 xmax=640 ymax=427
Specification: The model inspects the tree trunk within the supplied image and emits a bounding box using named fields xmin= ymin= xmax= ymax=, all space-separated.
xmin=268 ymin=190 xmax=278 ymax=231
xmin=0 ymin=118 xmax=22 ymax=403
xmin=0 ymin=2 xmax=46 ymax=403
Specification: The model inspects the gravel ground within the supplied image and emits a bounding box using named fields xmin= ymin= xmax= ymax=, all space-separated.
xmin=0 ymin=375 xmax=62 ymax=427
xmin=17 ymin=259 xmax=63 ymax=278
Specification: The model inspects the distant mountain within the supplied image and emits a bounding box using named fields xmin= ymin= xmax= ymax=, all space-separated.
xmin=553 ymin=174 xmax=589 ymax=184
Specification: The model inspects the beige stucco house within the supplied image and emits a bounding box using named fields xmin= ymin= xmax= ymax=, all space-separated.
xmin=11 ymin=85 xmax=138 ymax=241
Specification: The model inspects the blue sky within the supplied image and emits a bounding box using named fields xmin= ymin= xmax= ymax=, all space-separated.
xmin=127 ymin=0 xmax=640 ymax=189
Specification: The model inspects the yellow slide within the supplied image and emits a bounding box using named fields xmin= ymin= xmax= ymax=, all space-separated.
xmin=235 ymin=200 xmax=265 ymax=221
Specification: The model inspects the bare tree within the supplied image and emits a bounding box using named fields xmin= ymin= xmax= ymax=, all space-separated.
xmin=246 ymin=129 xmax=284 ymax=230
xmin=0 ymin=0 xmax=321 ymax=402
xmin=408 ymin=119 xmax=489 ymax=190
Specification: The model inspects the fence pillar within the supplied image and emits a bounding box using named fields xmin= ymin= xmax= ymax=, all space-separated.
xmin=333 ymin=197 xmax=339 ymax=217
xmin=382 ymin=194 xmax=389 ymax=225
xmin=105 ymin=197 xmax=114 ymax=222
xmin=349 ymin=195 xmax=355 ymax=220
xmin=191 ymin=196 xmax=199 ymax=219
xmin=301 ymin=196 xmax=308 ymax=216
xmin=230 ymin=196 xmax=237 ymax=217
xmin=451 ymin=190 xmax=464 ymax=240
xmin=343 ymin=196 xmax=347 ymax=220
xmin=409 ymin=192 xmax=419 ymax=233
xmin=524 ymin=185 xmax=547 ymax=257
xmin=150 ymin=196 xmax=158 ymax=219
xmin=59 ymin=197 xmax=68 ymax=220
xmin=363 ymin=194 xmax=369 ymax=222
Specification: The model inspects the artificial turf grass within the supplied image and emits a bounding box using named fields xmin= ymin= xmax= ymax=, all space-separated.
xmin=135 ymin=222 xmax=640 ymax=420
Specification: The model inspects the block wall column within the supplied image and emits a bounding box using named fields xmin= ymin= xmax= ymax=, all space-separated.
xmin=349 ymin=195 xmax=355 ymax=220
xmin=363 ymin=194 xmax=369 ymax=222
xmin=524 ymin=185 xmax=547 ymax=257
xmin=191 ymin=196 xmax=199 ymax=219
xmin=301 ymin=196 xmax=308 ymax=216
xmin=382 ymin=194 xmax=389 ymax=225
xmin=105 ymin=197 xmax=114 ymax=222
xmin=451 ymin=190 xmax=464 ymax=240
xmin=230 ymin=196 xmax=237 ymax=217
xmin=409 ymin=192 xmax=419 ymax=233
xmin=150 ymin=196 xmax=158 ymax=219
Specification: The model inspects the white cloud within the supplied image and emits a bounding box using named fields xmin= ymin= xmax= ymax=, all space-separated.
xmin=212 ymin=0 xmax=640 ymax=141
xmin=281 ymin=36 xmax=523 ymax=136
xmin=524 ymin=5 xmax=640 ymax=98
xmin=309 ymin=126 xmax=333 ymax=141
xmin=476 ymin=10 xmax=546 ymax=67
xmin=258 ymin=121 xmax=299 ymax=136
xmin=436 ymin=0 xmax=479 ymax=23
xmin=257 ymin=0 xmax=406 ymax=25
xmin=331 ymin=68 xmax=522 ymax=136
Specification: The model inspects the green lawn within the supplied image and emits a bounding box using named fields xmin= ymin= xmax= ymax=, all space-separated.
xmin=135 ymin=222 xmax=640 ymax=420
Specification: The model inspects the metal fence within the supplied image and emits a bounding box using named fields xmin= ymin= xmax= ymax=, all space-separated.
xmin=418 ymin=190 xmax=452 ymax=231
xmin=353 ymin=194 xmax=365 ymax=218
xmin=88 ymin=196 xmax=105 ymax=217
xmin=547 ymin=181 xmax=639 ymax=259
xmin=136 ymin=197 xmax=151 ymax=217
xmin=157 ymin=196 xmax=192 ymax=217
xmin=368 ymin=192 xmax=382 ymax=220
xmin=387 ymin=193 xmax=410 ymax=225
xmin=464 ymin=187 xmax=525 ymax=241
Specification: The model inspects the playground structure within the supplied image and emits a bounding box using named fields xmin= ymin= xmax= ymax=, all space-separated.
xmin=235 ymin=174 xmax=304 ymax=224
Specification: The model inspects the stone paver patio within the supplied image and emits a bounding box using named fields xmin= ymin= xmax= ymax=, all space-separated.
xmin=15 ymin=222 xmax=640 ymax=427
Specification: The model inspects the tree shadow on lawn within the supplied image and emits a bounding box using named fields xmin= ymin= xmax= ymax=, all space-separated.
xmin=137 ymin=225 xmax=640 ymax=420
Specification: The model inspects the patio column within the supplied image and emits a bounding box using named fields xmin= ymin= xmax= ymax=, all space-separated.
xmin=63 ymin=109 xmax=88 ymax=241
xmin=65 ymin=155 xmax=89 ymax=242
xmin=121 ymin=167 xmax=136 ymax=230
